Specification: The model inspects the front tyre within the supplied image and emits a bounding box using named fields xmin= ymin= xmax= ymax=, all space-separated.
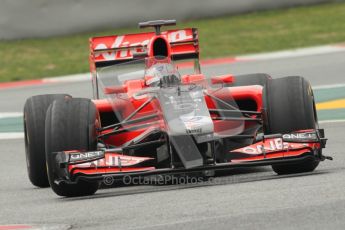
xmin=24 ymin=94 xmax=71 ymax=187
xmin=45 ymin=97 xmax=100 ymax=197
xmin=263 ymin=76 xmax=319 ymax=175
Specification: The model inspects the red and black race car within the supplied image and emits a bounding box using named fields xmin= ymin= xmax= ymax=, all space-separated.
xmin=24 ymin=20 xmax=330 ymax=197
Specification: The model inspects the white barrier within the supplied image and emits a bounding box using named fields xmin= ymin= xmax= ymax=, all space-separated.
xmin=0 ymin=0 xmax=342 ymax=39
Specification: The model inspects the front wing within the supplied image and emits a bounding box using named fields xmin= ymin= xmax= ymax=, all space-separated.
xmin=49 ymin=129 xmax=328 ymax=185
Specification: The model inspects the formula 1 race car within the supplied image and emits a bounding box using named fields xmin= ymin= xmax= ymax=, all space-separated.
xmin=24 ymin=20 xmax=330 ymax=197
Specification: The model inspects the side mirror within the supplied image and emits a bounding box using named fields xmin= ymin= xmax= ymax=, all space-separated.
xmin=103 ymin=86 xmax=127 ymax=94
xmin=211 ymin=74 xmax=234 ymax=85
xmin=144 ymin=75 xmax=157 ymax=86
xmin=182 ymin=74 xmax=205 ymax=84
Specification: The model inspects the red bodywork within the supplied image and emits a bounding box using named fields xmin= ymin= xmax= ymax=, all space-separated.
xmin=58 ymin=24 xmax=324 ymax=180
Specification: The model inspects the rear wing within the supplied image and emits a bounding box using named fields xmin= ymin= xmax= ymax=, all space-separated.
xmin=89 ymin=28 xmax=199 ymax=68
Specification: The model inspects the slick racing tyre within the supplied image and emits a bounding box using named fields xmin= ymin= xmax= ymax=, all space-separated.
xmin=45 ymin=97 xmax=100 ymax=197
xmin=24 ymin=94 xmax=71 ymax=187
xmin=229 ymin=73 xmax=271 ymax=87
xmin=263 ymin=76 xmax=319 ymax=175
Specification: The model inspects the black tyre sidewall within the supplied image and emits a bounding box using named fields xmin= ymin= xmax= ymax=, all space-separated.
xmin=45 ymin=97 xmax=99 ymax=197
xmin=264 ymin=76 xmax=316 ymax=134
xmin=24 ymin=94 xmax=70 ymax=187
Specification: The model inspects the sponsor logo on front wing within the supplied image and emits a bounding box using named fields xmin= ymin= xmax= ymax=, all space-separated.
xmin=283 ymin=133 xmax=317 ymax=140
xmin=69 ymin=151 xmax=104 ymax=162
xmin=234 ymin=138 xmax=309 ymax=155
xmin=72 ymin=154 xmax=151 ymax=168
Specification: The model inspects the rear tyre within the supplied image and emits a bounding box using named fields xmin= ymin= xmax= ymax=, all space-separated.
xmin=24 ymin=94 xmax=71 ymax=187
xmin=263 ymin=76 xmax=319 ymax=175
xmin=230 ymin=73 xmax=271 ymax=87
xmin=45 ymin=97 xmax=100 ymax=197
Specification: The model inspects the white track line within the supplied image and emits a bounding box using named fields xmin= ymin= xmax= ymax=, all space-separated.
xmin=0 ymin=112 xmax=22 ymax=119
xmin=313 ymin=83 xmax=345 ymax=90
xmin=319 ymin=119 xmax=345 ymax=124
xmin=237 ymin=45 xmax=345 ymax=61
xmin=0 ymin=113 xmax=23 ymax=140
xmin=0 ymin=132 xmax=24 ymax=140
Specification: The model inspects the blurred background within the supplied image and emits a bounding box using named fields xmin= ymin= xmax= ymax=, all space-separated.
xmin=1 ymin=0 xmax=342 ymax=40
xmin=0 ymin=0 xmax=345 ymax=82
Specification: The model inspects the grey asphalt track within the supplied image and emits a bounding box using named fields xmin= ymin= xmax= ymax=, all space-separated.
xmin=0 ymin=51 xmax=345 ymax=229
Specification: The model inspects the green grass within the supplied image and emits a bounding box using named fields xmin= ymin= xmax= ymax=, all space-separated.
xmin=1 ymin=2 xmax=345 ymax=82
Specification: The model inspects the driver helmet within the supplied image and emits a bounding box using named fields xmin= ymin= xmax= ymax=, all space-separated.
xmin=145 ymin=62 xmax=181 ymax=87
